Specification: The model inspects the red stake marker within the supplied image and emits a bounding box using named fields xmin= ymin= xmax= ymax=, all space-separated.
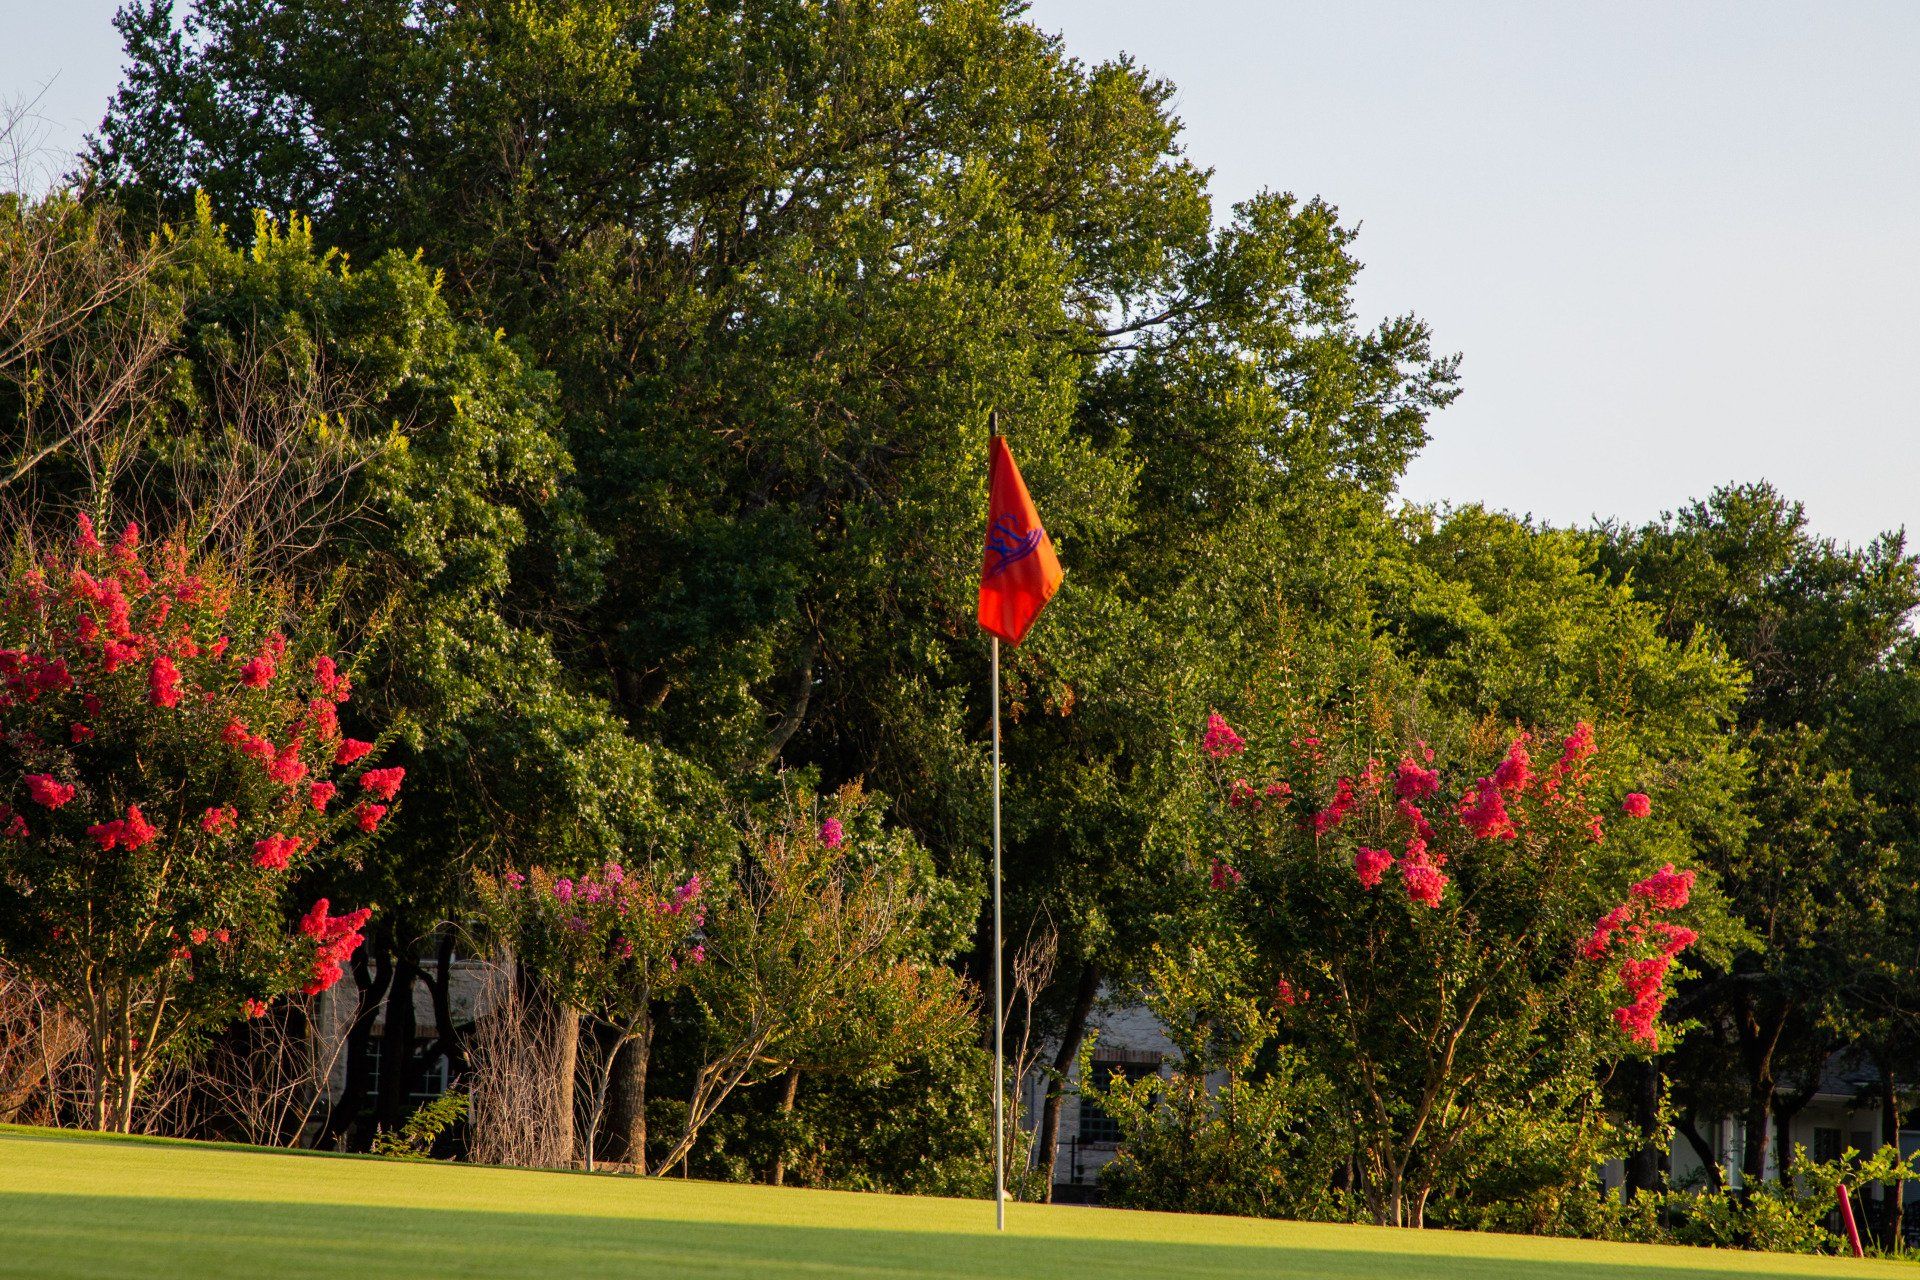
xmin=1836 ymin=1182 xmax=1865 ymax=1258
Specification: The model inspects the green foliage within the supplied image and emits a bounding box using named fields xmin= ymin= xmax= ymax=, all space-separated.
xmin=1600 ymin=483 xmax=1920 ymax=1184
xmin=1586 ymin=1145 xmax=1917 ymax=1255
xmin=1085 ymin=939 xmax=1344 ymax=1221
xmin=705 ymin=1039 xmax=996 ymax=1198
xmin=73 ymin=0 xmax=1920 ymax=1228
xmin=371 ymin=1091 xmax=470 ymax=1161
xmin=1423 ymin=1078 xmax=1642 ymax=1236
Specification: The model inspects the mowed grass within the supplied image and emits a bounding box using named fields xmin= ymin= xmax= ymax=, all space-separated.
xmin=0 ymin=1126 xmax=1910 ymax=1280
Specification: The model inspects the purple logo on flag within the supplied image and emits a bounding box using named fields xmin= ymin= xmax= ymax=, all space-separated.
xmin=985 ymin=514 xmax=1042 ymax=580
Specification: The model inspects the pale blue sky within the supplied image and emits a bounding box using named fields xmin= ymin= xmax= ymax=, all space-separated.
xmin=7 ymin=0 xmax=1918 ymax=546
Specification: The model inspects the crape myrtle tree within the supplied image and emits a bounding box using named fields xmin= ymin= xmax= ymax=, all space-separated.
xmin=1599 ymin=483 xmax=1920 ymax=1190
xmin=1373 ymin=504 xmax=1752 ymax=1199
xmin=1177 ymin=700 xmax=1705 ymax=1229
xmin=0 ymin=516 xmax=396 ymax=1130
xmin=476 ymin=784 xmax=973 ymax=1176
xmin=474 ymin=859 xmax=710 ymax=1173
xmin=1089 ymin=515 xmax=1753 ymax=1229
xmin=93 ymin=0 xmax=1462 ymax=1188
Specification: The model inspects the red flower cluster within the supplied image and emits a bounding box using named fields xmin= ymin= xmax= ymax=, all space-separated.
xmin=334 ymin=738 xmax=374 ymax=766
xmin=24 ymin=774 xmax=75 ymax=808
xmin=1312 ymin=776 xmax=1356 ymax=836
xmin=297 ymin=899 xmax=371 ymax=995
xmin=147 ymin=655 xmax=182 ymax=708
xmin=1202 ymin=712 xmax=1246 ymax=759
xmin=307 ymin=698 xmax=340 ymax=742
xmin=1397 ymin=798 xmax=1436 ymax=842
xmin=239 ymin=648 xmax=276 ymax=689
xmin=1629 ymin=863 xmax=1693 ymax=911
xmin=1457 ymin=776 xmax=1514 ymax=839
xmin=309 ymin=782 xmax=336 ymax=812
xmin=357 ymin=767 xmax=405 ymax=801
xmin=311 ymin=655 xmax=351 ymax=702
xmin=200 ymin=805 xmax=236 ymax=834
xmin=1209 ymin=858 xmax=1243 ymax=890
xmin=0 ymin=649 xmax=73 ymax=703
xmin=88 ymin=804 xmax=158 ymax=852
xmin=355 ymin=803 xmax=387 ymax=833
xmin=1553 ymin=722 xmax=1597 ymax=778
xmin=1584 ymin=864 xmax=1698 ymax=1048
xmin=1400 ymin=841 xmax=1448 ymax=907
xmin=1580 ymin=905 xmax=1632 ymax=960
xmin=266 ymin=739 xmax=308 ymax=787
xmin=1622 ymin=792 xmax=1653 ymax=819
xmin=252 ymin=832 xmax=301 ymax=871
xmin=1354 ymin=845 xmax=1393 ymax=889
xmin=1394 ymin=758 xmax=1439 ymax=800
xmin=1492 ymin=735 xmax=1534 ymax=793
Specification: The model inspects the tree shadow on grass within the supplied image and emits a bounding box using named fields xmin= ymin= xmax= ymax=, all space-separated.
xmin=0 ymin=1192 xmax=1847 ymax=1280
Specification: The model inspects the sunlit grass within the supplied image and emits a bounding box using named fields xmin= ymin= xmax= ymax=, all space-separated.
xmin=0 ymin=1125 xmax=1905 ymax=1279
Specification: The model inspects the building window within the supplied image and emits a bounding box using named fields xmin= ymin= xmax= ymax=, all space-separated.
xmin=1814 ymin=1127 xmax=1843 ymax=1163
xmin=1076 ymin=1058 xmax=1161 ymax=1147
xmin=361 ymin=1037 xmax=449 ymax=1104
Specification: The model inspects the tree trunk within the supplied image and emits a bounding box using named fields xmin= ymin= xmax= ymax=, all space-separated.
xmin=605 ymin=1026 xmax=650 ymax=1170
xmin=1032 ymin=960 xmax=1099 ymax=1203
xmin=771 ymin=1067 xmax=801 ymax=1187
xmin=1741 ymin=1095 xmax=1773 ymax=1188
xmin=1676 ymin=1114 xmax=1724 ymax=1193
xmin=550 ymin=994 xmax=579 ymax=1167
xmin=110 ymin=1065 xmax=139 ymax=1133
xmin=425 ymin=927 xmax=468 ymax=1082
xmin=319 ymin=947 xmax=391 ymax=1150
xmin=1735 ymin=996 xmax=1788 ymax=1191
xmin=1770 ymin=1098 xmax=1797 ymax=1180
xmin=1624 ymin=1058 xmax=1664 ymax=1198
xmin=375 ymin=953 xmax=421 ymax=1138
xmin=1770 ymin=1072 xmax=1819 ymax=1183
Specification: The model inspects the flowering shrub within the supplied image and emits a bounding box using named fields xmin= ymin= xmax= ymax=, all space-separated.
xmin=475 ymin=856 xmax=709 ymax=1170
xmin=1188 ymin=707 xmax=1698 ymax=1228
xmin=475 ymin=784 xmax=972 ymax=1176
xmin=0 ymin=516 xmax=395 ymax=1130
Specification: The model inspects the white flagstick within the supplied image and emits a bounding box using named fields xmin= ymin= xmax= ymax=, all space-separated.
xmin=991 ymin=633 xmax=1006 ymax=1232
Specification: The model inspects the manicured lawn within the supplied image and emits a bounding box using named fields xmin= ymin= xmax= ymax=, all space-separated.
xmin=0 ymin=1125 xmax=1908 ymax=1279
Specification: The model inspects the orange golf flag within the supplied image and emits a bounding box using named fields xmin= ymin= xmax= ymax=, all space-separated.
xmin=977 ymin=434 xmax=1063 ymax=646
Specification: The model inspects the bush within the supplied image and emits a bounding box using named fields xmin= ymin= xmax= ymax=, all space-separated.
xmin=372 ymin=1092 xmax=469 ymax=1160
xmin=1085 ymin=938 xmax=1345 ymax=1221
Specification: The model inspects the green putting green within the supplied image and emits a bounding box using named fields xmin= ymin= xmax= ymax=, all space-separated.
xmin=0 ymin=1125 xmax=1906 ymax=1279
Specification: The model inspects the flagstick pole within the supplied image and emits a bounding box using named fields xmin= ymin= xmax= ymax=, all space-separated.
xmin=991 ymin=632 xmax=1006 ymax=1233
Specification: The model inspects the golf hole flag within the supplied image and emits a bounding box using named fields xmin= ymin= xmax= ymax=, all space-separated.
xmin=977 ymin=433 xmax=1063 ymax=645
